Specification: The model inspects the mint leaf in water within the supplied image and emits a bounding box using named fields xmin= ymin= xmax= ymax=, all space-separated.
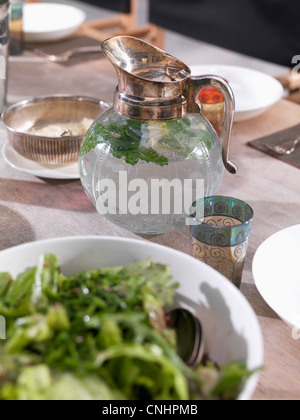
xmin=159 ymin=119 xmax=213 ymax=159
xmin=80 ymin=124 xmax=111 ymax=156
xmin=80 ymin=117 xmax=213 ymax=166
xmin=80 ymin=120 xmax=169 ymax=167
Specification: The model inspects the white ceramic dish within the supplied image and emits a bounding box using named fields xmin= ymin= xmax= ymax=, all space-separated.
xmin=0 ymin=236 xmax=263 ymax=400
xmin=23 ymin=3 xmax=86 ymax=43
xmin=2 ymin=142 xmax=79 ymax=180
xmin=190 ymin=65 xmax=284 ymax=122
xmin=253 ymin=225 xmax=300 ymax=330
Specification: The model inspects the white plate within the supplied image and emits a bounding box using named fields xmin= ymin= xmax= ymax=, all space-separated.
xmin=253 ymin=225 xmax=300 ymax=330
xmin=23 ymin=3 xmax=86 ymax=43
xmin=190 ymin=65 xmax=284 ymax=122
xmin=0 ymin=236 xmax=263 ymax=400
xmin=2 ymin=142 xmax=79 ymax=180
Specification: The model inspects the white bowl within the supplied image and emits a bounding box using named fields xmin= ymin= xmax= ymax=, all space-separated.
xmin=0 ymin=236 xmax=263 ymax=400
xmin=190 ymin=65 xmax=284 ymax=122
xmin=23 ymin=3 xmax=86 ymax=43
xmin=253 ymin=224 xmax=300 ymax=331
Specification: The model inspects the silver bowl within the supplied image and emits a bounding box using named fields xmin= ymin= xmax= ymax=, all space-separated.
xmin=2 ymin=95 xmax=110 ymax=165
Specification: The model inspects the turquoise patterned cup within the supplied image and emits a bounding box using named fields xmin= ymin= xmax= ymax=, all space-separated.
xmin=190 ymin=196 xmax=254 ymax=289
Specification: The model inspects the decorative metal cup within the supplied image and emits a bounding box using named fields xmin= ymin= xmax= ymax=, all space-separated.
xmin=190 ymin=196 xmax=253 ymax=289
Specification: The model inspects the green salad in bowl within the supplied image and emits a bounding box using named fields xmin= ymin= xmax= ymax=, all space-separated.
xmin=0 ymin=255 xmax=254 ymax=401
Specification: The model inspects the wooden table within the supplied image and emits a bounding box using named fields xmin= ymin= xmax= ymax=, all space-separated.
xmin=1 ymin=42 xmax=300 ymax=401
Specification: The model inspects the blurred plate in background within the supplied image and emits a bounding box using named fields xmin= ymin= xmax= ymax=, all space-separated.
xmin=190 ymin=65 xmax=284 ymax=122
xmin=23 ymin=3 xmax=86 ymax=43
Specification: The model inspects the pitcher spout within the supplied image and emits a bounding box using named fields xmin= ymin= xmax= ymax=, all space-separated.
xmin=101 ymin=36 xmax=190 ymax=102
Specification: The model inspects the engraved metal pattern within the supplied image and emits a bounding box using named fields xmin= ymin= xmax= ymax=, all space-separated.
xmin=190 ymin=196 xmax=253 ymax=287
xmin=191 ymin=237 xmax=247 ymax=288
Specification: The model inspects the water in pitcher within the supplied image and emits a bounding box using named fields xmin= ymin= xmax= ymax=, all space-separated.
xmin=79 ymin=109 xmax=224 ymax=235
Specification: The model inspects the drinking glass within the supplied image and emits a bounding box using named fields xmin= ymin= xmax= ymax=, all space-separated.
xmin=190 ymin=196 xmax=253 ymax=289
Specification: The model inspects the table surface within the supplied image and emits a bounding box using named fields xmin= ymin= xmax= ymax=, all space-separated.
xmin=2 ymin=8 xmax=300 ymax=400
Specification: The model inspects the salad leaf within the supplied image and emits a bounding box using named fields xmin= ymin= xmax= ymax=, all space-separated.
xmin=17 ymin=365 xmax=52 ymax=400
xmin=42 ymin=373 xmax=125 ymax=401
xmin=0 ymin=273 xmax=12 ymax=298
xmin=211 ymin=362 xmax=258 ymax=400
xmin=6 ymin=268 xmax=36 ymax=303
xmin=46 ymin=305 xmax=71 ymax=332
xmin=194 ymin=361 xmax=259 ymax=400
xmin=5 ymin=314 xmax=53 ymax=354
xmin=1 ymin=364 xmax=125 ymax=401
xmin=31 ymin=254 xmax=62 ymax=306
xmin=95 ymin=343 xmax=189 ymax=400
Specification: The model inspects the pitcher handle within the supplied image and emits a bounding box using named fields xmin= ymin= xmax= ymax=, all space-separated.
xmin=186 ymin=75 xmax=237 ymax=175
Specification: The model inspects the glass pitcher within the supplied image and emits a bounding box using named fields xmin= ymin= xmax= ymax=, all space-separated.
xmin=79 ymin=36 xmax=237 ymax=235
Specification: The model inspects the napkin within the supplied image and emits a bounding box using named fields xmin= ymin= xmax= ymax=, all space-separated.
xmin=248 ymin=124 xmax=300 ymax=169
xmin=26 ymin=36 xmax=102 ymax=66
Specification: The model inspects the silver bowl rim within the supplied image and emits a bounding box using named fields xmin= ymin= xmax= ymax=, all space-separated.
xmin=1 ymin=94 xmax=110 ymax=140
